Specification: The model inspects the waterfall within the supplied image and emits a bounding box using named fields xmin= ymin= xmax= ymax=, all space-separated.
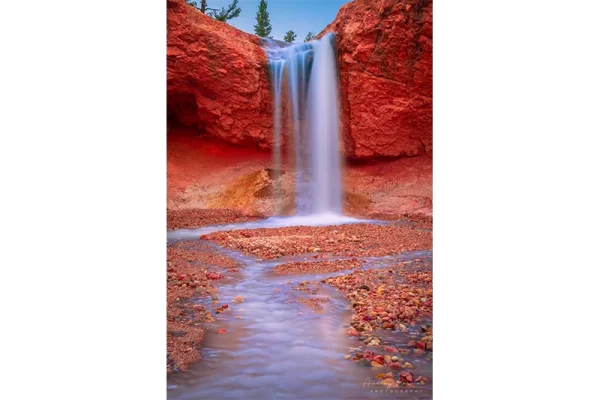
xmin=264 ymin=33 xmax=343 ymax=217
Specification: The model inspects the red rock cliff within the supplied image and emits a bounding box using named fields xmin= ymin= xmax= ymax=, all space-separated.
xmin=319 ymin=0 xmax=432 ymax=158
xmin=167 ymin=0 xmax=432 ymax=159
xmin=167 ymin=0 xmax=273 ymax=148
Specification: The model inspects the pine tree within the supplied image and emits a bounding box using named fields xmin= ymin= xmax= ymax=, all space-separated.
xmin=284 ymin=30 xmax=297 ymax=43
xmin=304 ymin=31 xmax=315 ymax=42
xmin=209 ymin=0 xmax=241 ymax=22
xmin=254 ymin=0 xmax=272 ymax=38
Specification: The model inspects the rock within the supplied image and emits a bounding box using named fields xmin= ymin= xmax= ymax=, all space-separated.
xmin=358 ymin=285 xmax=370 ymax=291
xmin=383 ymin=346 xmax=399 ymax=353
xmin=216 ymin=329 xmax=227 ymax=334
xmin=398 ymin=372 xmax=414 ymax=383
xmin=402 ymin=362 xmax=414 ymax=369
xmin=318 ymin=0 xmax=432 ymax=158
xmin=167 ymin=0 xmax=273 ymax=148
xmin=381 ymin=378 xmax=398 ymax=388
xmin=371 ymin=361 xmax=383 ymax=368
xmin=377 ymin=372 xmax=393 ymax=380
xmin=391 ymin=355 xmax=399 ymax=362
xmin=344 ymin=355 xmax=352 ymax=360
xmin=346 ymin=327 xmax=359 ymax=336
xmin=233 ymin=296 xmax=245 ymax=304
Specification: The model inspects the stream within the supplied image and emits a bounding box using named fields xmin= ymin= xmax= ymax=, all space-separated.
xmin=167 ymin=223 xmax=433 ymax=399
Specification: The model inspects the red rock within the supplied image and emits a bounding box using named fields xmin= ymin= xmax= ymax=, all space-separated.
xmin=384 ymin=346 xmax=398 ymax=354
xmin=167 ymin=0 xmax=273 ymax=148
xmin=318 ymin=0 xmax=432 ymax=159
xmin=168 ymin=0 xmax=431 ymax=161
xmin=216 ymin=329 xmax=227 ymax=334
xmin=346 ymin=327 xmax=359 ymax=336
xmin=398 ymin=372 xmax=414 ymax=383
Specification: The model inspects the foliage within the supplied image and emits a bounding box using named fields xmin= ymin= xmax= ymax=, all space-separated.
xmin=209 ymin=0 xmax=241 ymax=22
xmin=254 ymin=0 xmax=273 ymax=38
xmin=284 ymin=30 xmax=297 ymax=43
xmin=304 ymin=31 xmax=315 ymax=42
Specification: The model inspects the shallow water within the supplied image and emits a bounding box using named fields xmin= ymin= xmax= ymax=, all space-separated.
xmin=166 ymin=214 xmax=377 ymax=242
xmin=167 ymin=228 xmax=432 ymax=399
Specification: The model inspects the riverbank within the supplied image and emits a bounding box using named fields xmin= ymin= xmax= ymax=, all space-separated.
xmin=201 ymin=221 xmax=432 ymax=259
xmin=166 ymin=241 xmax=240 ymax=373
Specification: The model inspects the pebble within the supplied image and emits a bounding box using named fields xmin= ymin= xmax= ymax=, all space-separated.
xmin=233 ymin=296 xmax=245 ymax=303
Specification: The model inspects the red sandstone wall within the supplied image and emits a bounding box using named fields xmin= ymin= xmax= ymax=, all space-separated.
xmin=167 ymin=0 xmax=273 ymax=148
xmin=167 ymin=0 xmax=432 ymax=159
xmin=319 ymin=0 xmax=432 ymax=158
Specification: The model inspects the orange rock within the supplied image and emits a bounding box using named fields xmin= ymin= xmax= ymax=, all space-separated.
xmin=167 ymin=0 xmax=273 ymax=148
xmin=168 ymin=0 xmax=431 ymax=161
xmin=318 ymin=0 xmax=432 ymax=159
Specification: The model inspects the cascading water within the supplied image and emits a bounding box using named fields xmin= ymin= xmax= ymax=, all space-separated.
xmin=264 ymin=34 xmax=344 ymax=217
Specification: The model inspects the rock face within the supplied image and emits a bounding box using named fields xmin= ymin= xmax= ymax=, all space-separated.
xmin=167 ymin=0 xmax=273 ymax=148
xmin=319 ymin=0 xmax=432 ymax=158
xmin=167 ymin=0 xmax=432 ymax=159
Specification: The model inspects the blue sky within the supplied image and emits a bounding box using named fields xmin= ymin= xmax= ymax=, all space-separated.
xmin=205 ymin=0 xmax=349 ymax=42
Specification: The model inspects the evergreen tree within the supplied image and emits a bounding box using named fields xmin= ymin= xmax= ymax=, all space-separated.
xmin=209 ymin=0 xmax=241 ymax=22
xmin=284 ymin=30 xmax=297 ymax=43
xmin=304 ymin=31 xmax=315 ymax=42
xmin=254 ymin=0 xmax=272 ymax=38
xmin=186 ymin=0 xmax=198 ymax=8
